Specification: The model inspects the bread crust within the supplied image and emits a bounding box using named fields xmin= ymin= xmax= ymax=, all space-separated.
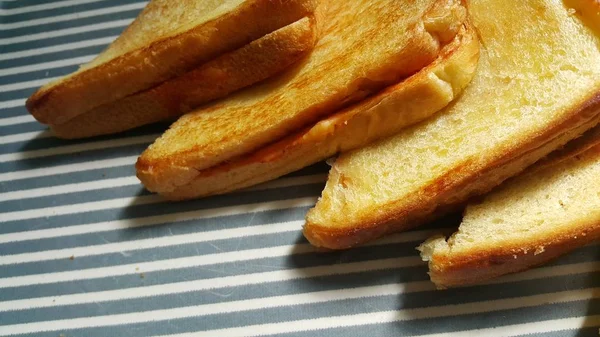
xmin=304 ymin=93 xmax=600 ymax=249
xmin=50 ymin=17 xmax=318 ymax=139
xmin=426 ymin=141 xmax=600 ymax=288
xmin=530 ymin=123 xmax=600 ymax=172
xmin=428 ymin=218 xmax=600 ymax=288
xmin=27 ymin=0 xmax=318 ymax=125
xmin=155 ymin=22 xmax=478 ymax=200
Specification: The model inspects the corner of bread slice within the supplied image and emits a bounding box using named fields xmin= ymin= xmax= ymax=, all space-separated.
xmin=419 ymin=133 xmax=600 ymax=288
xmin=27 ymin=0 xmax=320 ymax=126
xmin=303 ymin=161 xmax=433 ymax=250
xmin=136 ymin=150 xmax=200 ymax=195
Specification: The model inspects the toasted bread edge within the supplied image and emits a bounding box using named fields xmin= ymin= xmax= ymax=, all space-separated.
xmin=26 ymin=0 xmax=318 ymax=125
xmin=50 ymin=16 xmax=318 ymax=139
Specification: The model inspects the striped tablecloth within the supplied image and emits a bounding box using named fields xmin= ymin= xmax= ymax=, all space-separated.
xmin=1 ymin=1 xmax=599 ymax=336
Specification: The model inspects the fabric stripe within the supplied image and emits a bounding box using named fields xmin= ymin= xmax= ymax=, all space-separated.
xmin=0 ymin=99 xmax=26 ymax=111
xmin=272 ymin=313 xmax=600 ymax=337
xmin=0 ymin=3 xmax=145 ymax=30
xmin=0 ymin=220 xmax=302 ymax=266
xmin=0 ymin=155 xmax=136 ymax=181
xmin=0 ymin=134 xmax=157 ymax=163
xmin=0 ymin=260 xmax=423 ymax=314
xmin=0 ymin=239 xmax=421 ymax=302
xmin=1 ymin=1 xmax=144 ymax=25
xmin=0 ymin=176 xmax=325 ymax=226
xmin=0 ymin=55 xmax=92 ymax=77
xmin=415 ymin=316 xmax=600 ymax=337
xmin=0 ymin=173 xmax=323 ymax=206
xmin=0 ymin=162 xmax=133 ymax=192
xmin=152 ymin=295 xmax=599 ymax=337
xmin=0 ymin=0 xmax=115 ymax=16
xmin=0 ymin=130 xmax=52 ymax=145
xmin=0 ymin=183 xmax=322 ymax=235
xmin=0 ymin=106 xmax=29 ymax=119
xmin=0 ymin=36 xmax=114 ymax=62
xmin=0 ymin=257 xmax=596 ymax=316
xmin=0 ymin=19 xmax=131 ymax=46
xmin=0 ymin=76 xmax=58 ymax=92
xmin=0 ymin=229 xmax=428 ymax=283
xmin=0 ymin=122 xmax=165 ymax=152
xmin=2 ymin=289 xmax=597 ymax=336
xmin=0 ymin=206 xmax=311 ymax=258
xmin=0 ymin=121 xmax=46 ymax=137
xmin=0 ymin=191 xmax=319 ymax=237
xmin=9 ymin=270 xmax=600 ymax=329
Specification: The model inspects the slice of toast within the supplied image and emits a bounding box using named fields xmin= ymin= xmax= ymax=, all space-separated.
xmin=26 ymin=0 xmax=318 ymax=125
xmin=137 ymin=0 xmax=468 ymax=194
xmin=49 ymin=17 xmax=317 ymax=139
xmin=155 ymin=22 xmax=479 ymax=200
xmin=419 ymin=125 xmax=600 ymax=288
xmin=304 ymin=0 xmax=600 ymax=249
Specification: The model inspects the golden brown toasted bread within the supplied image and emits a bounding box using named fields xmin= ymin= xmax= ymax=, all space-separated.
xmin=304 ymin=0 xmax=600 ymax=249
xmin=137 ymin=0 xmax=469 ymax=194
xmin=156 ymin=22 xmax=479 ymax=200
xmin=50 ymin=17 xmax=317 ymax=139
xmin=419 ymin=125 xmax=600 ymax=288
xmin=27 ymin=0 xmax=318 ymax=125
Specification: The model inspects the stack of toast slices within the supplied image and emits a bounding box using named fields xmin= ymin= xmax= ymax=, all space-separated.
xmin=27 ymin=0 xmax=320 ymax=138
xmin=26 ymin=0 xmax=600 ymax=288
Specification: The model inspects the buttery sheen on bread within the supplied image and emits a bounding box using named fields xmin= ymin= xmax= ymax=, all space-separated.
xmin=419 ymin=125 xmax=600 ymax=288
xmin=27 ymin=0 xmax=318 ymax=129
xmin=305 ymin=0 xmax=600 ymax=249
xmin=137 ymin=0 xmax=470 ymax=196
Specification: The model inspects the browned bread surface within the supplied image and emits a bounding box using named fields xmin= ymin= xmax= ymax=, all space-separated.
xmin=304 ymin=0 xmax=600 ymax=249
xmin=50 ymin=17 xmax=317 ymax=139
xmin=419 ymin=125 xmax=600 ymax=288
xmin=137 ymin=0 xmax=468 ymax=194
xmin=160 ymin=22 xmax=479 ymax=200
xmin=27 ymin=0 xmax=318 ymax=125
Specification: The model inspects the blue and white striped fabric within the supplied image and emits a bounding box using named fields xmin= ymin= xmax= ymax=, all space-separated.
xmin=0 ymin=1 xmax=599 ymax=336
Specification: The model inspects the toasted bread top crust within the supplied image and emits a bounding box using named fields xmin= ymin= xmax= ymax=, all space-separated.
xmin=137 ymin=0 xmax=468 ymax=193
xmin=27 ymin=0 xmax=318 ymax=125
xmin=305 ymin=0 xmax=600 ymax=248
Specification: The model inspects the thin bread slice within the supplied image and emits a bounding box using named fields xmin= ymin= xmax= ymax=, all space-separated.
xmin=305 ymin=0 xmax=600 ymax=249
xmin=50 ymin=17 xmax=317 ymax=139
xmin=419 ymin=125 xmax=600 ymax=288
xmin=137 ymin=0 xmax=469 ymax=194
xmin=26 ymin=0 xmax=318 ymax=125
xmin=158 ymin=22 xmax=479 ymax=200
